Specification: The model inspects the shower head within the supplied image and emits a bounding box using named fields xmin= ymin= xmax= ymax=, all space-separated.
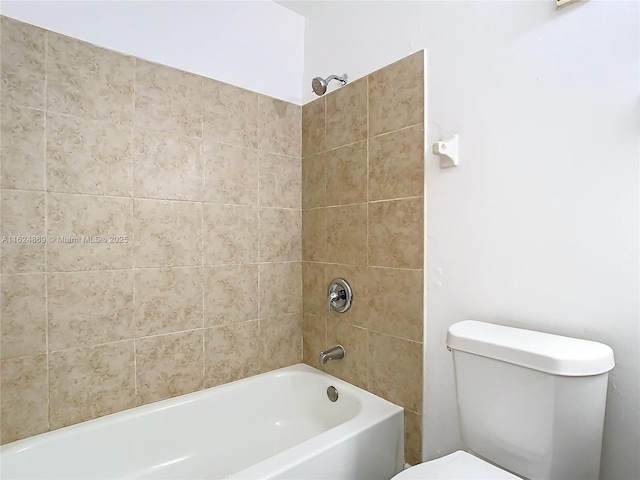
xmin=311 ymin=74 xmax=348 ymax=96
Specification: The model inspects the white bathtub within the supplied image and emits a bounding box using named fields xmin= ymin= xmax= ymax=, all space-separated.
xmin=1 ymin=363 xmax=404 ymax=479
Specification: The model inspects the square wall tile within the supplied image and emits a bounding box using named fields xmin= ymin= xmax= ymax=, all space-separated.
xmin=302 ymin=97 xmax=325 ymax=157
xmin=134 ymin=266 xmax=203 ymax=337
xmin=259 ymin=208 xmax=301 ymax=263
xmin=368 ymin=198 xmax=423 ymax=269
xmin=0 ymin=16 xmax=45 ymax=109
xmin=1 ymin=273 xmax=46 ymax=359
xmin=258 ymin=95 xmax=301 ymax=156
xmin=302 ymin=208 xmax=326 ymax=262
xmin=0 ymin=189 xmax=45 ymax=274
xmin=302 ymin=153 xmax=325 ymax=209
xmin=47 ymin=193 xmax=133 ymax=272
xmin=1 ymin=104 xmax=45 ymax=190
xmin=369 ymin=124 xmax=424 ymax=201
xmin=259 ymin=152 xmax=301 ymax=209
xmin=259 ymin=262 xmax=302 ymax=318
xmin=204 ymin=321 xmax=259 ymax=388
xmin=326 ymin=77 xmax=367 ymax=150
xmin=203 ymin=78 xmax=259 ymax=149
xmin=47 ymin=32 xmax=134 ymax=125
xmin=405 ymin=410 xmax=423 ymax=466
xmin=259 ymin=314 xmax=302 ymax=372
xmin=134 ymin=199 xmax=202 ymax=268
xmin=368 ymin=267 xmax=423 ymax=342
xmin=133 ymin=128 xmax=202 ymax=201
xmin=135 ymin=331 xmax=203 ymax=405
xmin=203 ymin=141 xmax=259 ymax=205
xmin=326 ymin=204 xmax=368 ymax=266
xmin=46 ymin=113 xmax=133 ymax=196
xmin=202 ymin=204 xmax=258 ymax=265
xmin=302 ymin=314 xmax=326 ymax=367
xmin=134 ymin=60 xmax=202 ymax=137
xmin=47 ymin=270 xmax=134 ymax=351
xmin=369 ymin=51 xmax=424 ymax=137
xmin=325 ymin=318 xmax=368 ymax=390
xmin=203 ymin=264 xmax=259 ymax=327
xmin=0 ymin=354 xmax=48 ymax=444
xmin=325 ymin=140 xmax=367 ymax=206
xmin=49 ymin=341 xmax=135 ymax=429
xmin=302 ymin=261 xmax=325 ymax=316
xmin=368 ymin=332 xmax=422 ymax=413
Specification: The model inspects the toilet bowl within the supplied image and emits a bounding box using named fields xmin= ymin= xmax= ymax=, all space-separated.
xmin=393 ymin=451 xmax=519 ymax=479
xmin=396 ymin=320 xmax=614 ymax=480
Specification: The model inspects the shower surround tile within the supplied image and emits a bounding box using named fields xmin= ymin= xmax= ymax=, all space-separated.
xmin=325 ymin=140 xmax=367 ymax=206
xmin=0 ymin=16 xmax=46 ymax=109
xmin=202 ymin=204 xmax=259 ymax=265
xmin=133 ymin=128 xmax=202 ymax=201
xmin=47 ymin=270 xmax=134 ymax=351
xmin=135 ymin=331 xmax=204 ymax=405
xmin=134 ymin=266 xmax=203 ymax=337
xmin=1 ymin=273 xmax=47 ymax=359
xmin=1 ymin=104 xmax=45 ymax=190
xmin=134 ymin=60 xmax=202 ymax=137
xmin=368 ymin=51 xmax=424 ymax=137
xmin=302 ymin=97 xmax=325 ymax=157
xmin=259 ymin=152 xmax=301 ymax=209
xmin=368 ymin=332 xmax=422 ymax=414
xmin=258 ymin=208 xmax=301 ymax=263
xmin=134 ymin=199 xmax=202 ymax=268
xmin=326 ymin=204 xmax=368 ymax=266
xmin=49 ymin=341 xmax=135 ymax=429
xmin=46 ymin=113 xmax=133 ymax=196
xmin=302 ymin=208 xmax=326 ymax=262
xmin=46 ymin=193 xmax=133 ymax=272
xmin=47 ymin=32 xmax=134 ymax=125
xmin=203 ymin=142 xmax=259 ymax=205
xmin=259 ymin=262 xmax=302 ymax=318
xmin=204 ymin=321 xmax=260 ymax=387
xmin=368 ymin=197 xmax=424 ymax=269
xmin=302 ymin=314 xmax=326 ymax=367
xmin=258 ymin=95 xmax=301 ymax=156
xmin=203 ymin=79 xmax=259 ymax=149
xmin=301 ymin=51 xmax=425 ymax=466
xmin=325 ymin=318 xmax=368 ymax=390
xmin=0 ymin=190 xmax=45 ymax=274
xmin=203 ymin=264 xmax=259 ymax=327
xmin=369 ymin=124 xmax=425 ymax=201
xmin=325 ymin=77 xmax=367 ymax=150
xmin=368 ymin=267 xmax=423 ymax=342
xmin=259 ymin=314 xmax=302 ymax=372
xmin=0 ymin=354 xmax=48 ymax=443
xmin=302 ymin=153 xmax=326 ymax=209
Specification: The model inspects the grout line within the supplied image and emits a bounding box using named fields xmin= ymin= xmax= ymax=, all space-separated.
xmin=200 ymin=76 xmax=206 ymax=389
xmin=43 ymin=28 xmax=51 ymax=433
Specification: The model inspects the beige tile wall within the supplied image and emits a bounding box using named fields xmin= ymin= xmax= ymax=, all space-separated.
xmin=301 ymin=51 xmax=425 ymax=464
xmin=0 ymin=16 xmax=302 ymax=443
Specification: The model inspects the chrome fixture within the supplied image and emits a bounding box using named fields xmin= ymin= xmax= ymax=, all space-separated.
xmin=327 ymin=278 xmax=352 ymax=313
xmin=319 ymin=345 xmax=346 ymax=366
xmin=311 ymin=74 xmax=348 ymax=96
xmin=327 ymin=386 xmax=339 ymax=402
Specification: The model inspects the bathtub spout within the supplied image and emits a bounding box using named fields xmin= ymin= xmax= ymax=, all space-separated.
xmin=319 ymin=345 xmax=345 ymax=366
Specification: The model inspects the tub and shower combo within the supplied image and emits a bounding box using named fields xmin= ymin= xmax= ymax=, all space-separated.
xmin=1 ymin=364 xmax=404 ymax=479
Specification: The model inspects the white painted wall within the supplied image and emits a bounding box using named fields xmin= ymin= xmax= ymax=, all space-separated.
xmin=0 ymin=0 xmax=305 ymax=104
xmin=280 ymin=1 xmax=640 ymax=479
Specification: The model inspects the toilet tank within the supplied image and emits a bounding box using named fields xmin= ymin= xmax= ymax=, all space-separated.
xmin=447 ymin=321 xmax=615 ymax=480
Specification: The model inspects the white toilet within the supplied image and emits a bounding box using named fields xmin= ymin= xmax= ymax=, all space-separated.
xmin=394 ymin=320 xmax=615 ymax=480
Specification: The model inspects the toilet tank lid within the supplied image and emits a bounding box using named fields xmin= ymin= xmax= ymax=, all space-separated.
xmin=446 ymin=321 xmax=615 ymax=376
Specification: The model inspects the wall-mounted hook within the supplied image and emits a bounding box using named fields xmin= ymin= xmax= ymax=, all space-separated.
xmin=433 ymin=134 xmax=459 ymax=168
